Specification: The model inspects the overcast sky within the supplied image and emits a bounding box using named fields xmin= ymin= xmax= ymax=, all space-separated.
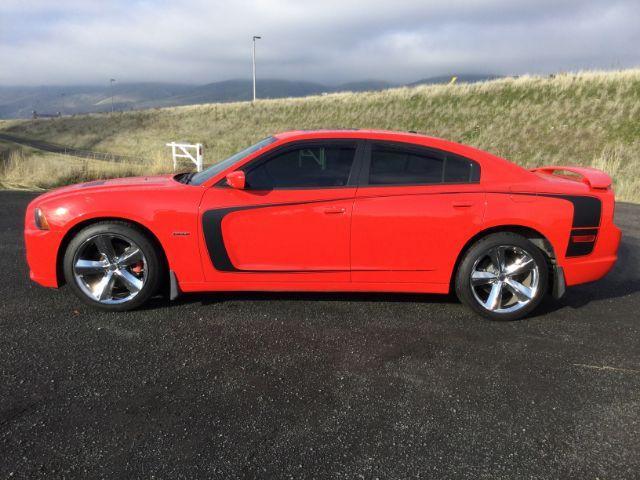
xmin=1 ymin=0 xmax=639 ymax=86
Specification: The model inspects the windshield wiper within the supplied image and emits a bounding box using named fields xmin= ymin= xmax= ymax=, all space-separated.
xmin=177 ymin=172 xmax=196 ymax=184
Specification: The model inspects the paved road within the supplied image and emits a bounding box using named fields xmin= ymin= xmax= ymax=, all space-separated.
xmin=1 ymin=191 xmax=639 ymax=479
xmin=0 ymin=132 xmax=135 ymax=162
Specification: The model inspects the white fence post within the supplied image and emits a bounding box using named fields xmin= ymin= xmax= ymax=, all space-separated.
xmin=170 ymin=143 xmax=177 ymax=171
xmin=166 ymin=142 xmax=204 ymax=172
xmin=196 ymin=143 xmax=203 ymax=172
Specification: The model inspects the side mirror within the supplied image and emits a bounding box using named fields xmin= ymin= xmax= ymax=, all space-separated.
xmin=225 ymin=170 xmax=246 ymax=190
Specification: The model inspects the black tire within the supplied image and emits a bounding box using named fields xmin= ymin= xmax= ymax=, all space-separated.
xmin=455 ymin=232 xmax=549 ymax=321
xmin=63 ymin=221 xmax=163 ymax=311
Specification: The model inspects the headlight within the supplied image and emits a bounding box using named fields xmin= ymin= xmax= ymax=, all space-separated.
xmin=34 ymin=208 xmax=50 ymax=230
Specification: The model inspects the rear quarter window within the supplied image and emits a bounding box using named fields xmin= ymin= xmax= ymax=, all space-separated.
xmin=444 ymin=155 xmax=480 ymax=183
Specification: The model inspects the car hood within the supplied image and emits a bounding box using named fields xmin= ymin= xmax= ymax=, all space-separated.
xmin=35 ymin=175 xmax=178 ymax=203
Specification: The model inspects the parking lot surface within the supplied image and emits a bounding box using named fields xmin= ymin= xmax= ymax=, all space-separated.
xmin=1 ymin=191 xmax=639 ymax=478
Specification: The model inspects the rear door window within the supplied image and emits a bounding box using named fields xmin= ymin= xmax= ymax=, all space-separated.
xmin=367 ymin=143 xmax=479 ymax=185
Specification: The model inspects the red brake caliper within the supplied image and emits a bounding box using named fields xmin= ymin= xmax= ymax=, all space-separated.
xmin=131 ymin=261 xmax=144 ymax=274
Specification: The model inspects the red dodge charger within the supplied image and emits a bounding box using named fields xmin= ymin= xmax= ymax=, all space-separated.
xmin=24 ymin=130 xmax=621 ymax=320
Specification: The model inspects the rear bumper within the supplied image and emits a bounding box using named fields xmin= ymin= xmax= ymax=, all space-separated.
xmin=24 ymin=227 xmax=62 ymax=288
xmin=563 ymin=224 xmax=621 ymax=287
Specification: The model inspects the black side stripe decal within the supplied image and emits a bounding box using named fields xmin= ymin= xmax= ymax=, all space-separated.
xmin=202 ymin=206 xmax=253 ymax=272
xmin=203 ymin=192 xmax=603 ymax=271
xmin=202 ymin=198 xmax=353 ymax=272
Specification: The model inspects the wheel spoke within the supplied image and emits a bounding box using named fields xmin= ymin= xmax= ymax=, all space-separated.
xmin=504 ymin=278 xmax=533 ymax=302
xmin=484 ymin=281 xmax=503 ymax=310
xmin=93 ymin=272 xmax=116 ymax=301
xmin=75 ymin=259 xmax=108 ymax=275
xmin=117 ymin=247 xmax=142 ymax=266
xmin=505 ymin=256 xmax=535 ymax=276
xmin=93 ymin=235 xmax=117 ymax=262
xmin=471 ymin=270 xmax=497 ymax=286
xmin=489 ymin=247 xmax=506 ymax=273
xmin=116 ymin=269 xmax=143 ymax=293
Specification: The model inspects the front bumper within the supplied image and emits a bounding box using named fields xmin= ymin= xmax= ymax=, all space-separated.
xmin=24 ymin=226 xmax=63 ymax=288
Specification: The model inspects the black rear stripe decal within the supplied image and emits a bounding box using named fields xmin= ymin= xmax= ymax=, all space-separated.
xmin=566 ymin=228 xmax=598 ymax=257
xmin=538 ymin=194 xmax=601 ymax=229
xmin=521 ymin=193 xmax=601 ymax=256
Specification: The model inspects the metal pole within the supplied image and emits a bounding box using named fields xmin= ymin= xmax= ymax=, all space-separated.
xmin=252 ymin=36 xmax=261 ymax=102
xmin=110 ymin=78 xmax=116 ymax=113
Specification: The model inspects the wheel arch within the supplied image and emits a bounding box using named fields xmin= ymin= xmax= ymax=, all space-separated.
xmin=56 ymin=216 xmax=169 ymax=287
xmin=450 ymin=224 xmax=558 ymax=292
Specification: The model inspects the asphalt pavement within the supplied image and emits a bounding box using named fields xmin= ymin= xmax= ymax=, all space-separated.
xmin=1 ymin=190 xmax=639 ymax=479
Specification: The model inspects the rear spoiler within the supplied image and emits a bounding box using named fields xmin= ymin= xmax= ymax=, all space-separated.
xmin=530 ymin=166 xmax=612 ymax=190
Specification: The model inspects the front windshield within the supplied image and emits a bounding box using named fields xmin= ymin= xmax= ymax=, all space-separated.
xmin=189 ymin=136 xmax=277 ymax=186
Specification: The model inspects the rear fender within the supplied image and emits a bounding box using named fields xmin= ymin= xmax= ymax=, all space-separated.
xmin=484 ymin=193 xmax=573 ymax=263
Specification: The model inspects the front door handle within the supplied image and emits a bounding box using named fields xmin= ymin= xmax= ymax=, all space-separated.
xmin=324 ymin=207 xmax=346 ymax=214
xmin=452 ymin=202 xmax=474 ymax=208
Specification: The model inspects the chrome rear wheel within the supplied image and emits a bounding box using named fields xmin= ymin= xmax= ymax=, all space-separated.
xmin=455 ymin=232 xmax=549 ymax=321
xmin=470 ymin=245 xmax=540 ymax=315
xmin=72 ymin=233 xmax=148 ymax=305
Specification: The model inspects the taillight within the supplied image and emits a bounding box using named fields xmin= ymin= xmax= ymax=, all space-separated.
xmin=34 ymin=208 xmax=50 ymax=230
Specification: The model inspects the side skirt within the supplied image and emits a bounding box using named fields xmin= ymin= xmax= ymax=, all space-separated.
xmin=175 ymin=281 xmax=451 ymax=295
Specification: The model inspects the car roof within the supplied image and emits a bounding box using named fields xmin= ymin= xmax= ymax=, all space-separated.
xmin=272 ymin=129 xmax=496 ymax=156
xmin=274 ymin=129 xmax=431 ymax=141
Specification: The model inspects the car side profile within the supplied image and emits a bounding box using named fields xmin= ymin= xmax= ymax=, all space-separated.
xmin=24 ymin=130 xmax=621 ymax=320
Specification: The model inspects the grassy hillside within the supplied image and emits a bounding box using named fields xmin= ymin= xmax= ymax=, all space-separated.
xmin=1 ymin=69 xmax=640 ymax=201
xmin=0 ymin=140 xmax=165 ymax=190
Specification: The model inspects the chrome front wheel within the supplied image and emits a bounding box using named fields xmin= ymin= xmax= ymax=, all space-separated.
xmin=73 ymin=233 xmax=148 ymax=304
xmin=64 ymin=221 xmax=162 ymax=311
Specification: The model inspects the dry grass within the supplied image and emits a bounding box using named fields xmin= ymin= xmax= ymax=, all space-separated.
xmin=0 ymin=142 xmax=166 ymax=190
xmin=1 ymin=68 xmax=640 ymax=200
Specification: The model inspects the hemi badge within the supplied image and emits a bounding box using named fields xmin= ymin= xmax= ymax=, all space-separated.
xmin=172 ymin=231 xmax=190 ymax=236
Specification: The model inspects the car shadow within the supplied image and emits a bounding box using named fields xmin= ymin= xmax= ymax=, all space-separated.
xmin=143 ymin=290 xmax=459 ymax=311
xmin=531 ymin=233 xmax=640 ymax=316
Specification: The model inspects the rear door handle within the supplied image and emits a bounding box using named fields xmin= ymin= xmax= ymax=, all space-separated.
xmin=324 ymin=207 xmax=346 ymax=214
xmin=453 ymin=202 xmax=474 ymax=208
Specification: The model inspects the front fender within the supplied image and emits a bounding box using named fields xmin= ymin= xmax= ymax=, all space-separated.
xmin=27 ymin=186 xmax=206 ymax=288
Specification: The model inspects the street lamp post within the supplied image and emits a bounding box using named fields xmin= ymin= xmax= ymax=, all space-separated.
xmin=252 ymin=36 xmax=261 ymax=102
xmin=110 ymin=78 xmax=116 ymax=113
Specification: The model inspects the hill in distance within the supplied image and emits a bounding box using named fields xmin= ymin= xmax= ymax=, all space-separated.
xmin=2 ymin=69 xmax=637 ymax=201
xmin=0 ymin=75 xmax=493 ymax=119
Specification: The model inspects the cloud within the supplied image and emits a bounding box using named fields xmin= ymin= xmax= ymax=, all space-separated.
xmin=0 ymin=0 xmax=639 ymax=85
